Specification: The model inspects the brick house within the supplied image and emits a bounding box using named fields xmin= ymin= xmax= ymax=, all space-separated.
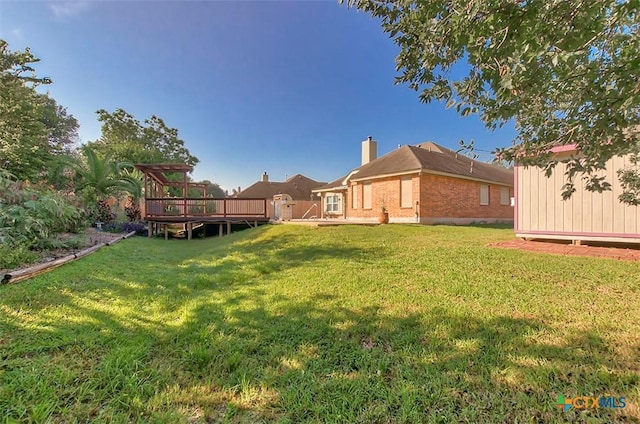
xmin=312 ymin=137 xmax=514 ymax=224
xmin=235 ymin=172 xmax=326 ymax=220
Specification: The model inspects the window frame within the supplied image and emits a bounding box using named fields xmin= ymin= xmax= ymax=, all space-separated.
xmin=326 ymin=194 xmax=340 ymax=213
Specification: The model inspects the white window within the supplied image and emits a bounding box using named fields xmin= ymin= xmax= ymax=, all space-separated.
xmin=500 ymin=187 xmax=510 ymax=205
xmin=400 ymin=177 xmax=412 ymax=208
xmin=480 ymin=184 xmax=489 ymax=205
xmin=326 ymin=195 xmax=340 ymax=213
xmin=352 ymin=184 xmax=358 ymax=209
xmin=363 ymin=183 xmax=372 ymax=209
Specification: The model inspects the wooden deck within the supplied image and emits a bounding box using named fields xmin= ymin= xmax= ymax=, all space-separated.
xmin=144 ymin=197 xmax=268 ymax=222
xmin=135 ymin=163 xmax=269 ymax=240
xmin=143 ymin=197 xmax=269 ymax=240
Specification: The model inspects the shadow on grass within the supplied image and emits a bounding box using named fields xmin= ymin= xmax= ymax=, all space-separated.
xmin=464 ymin=222 xmax=514 ymax=230
xmin=0 ymin=228 xmax=637 ymax=423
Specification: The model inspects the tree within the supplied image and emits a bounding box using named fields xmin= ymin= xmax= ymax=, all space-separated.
xmin=344 ymin=0 xmax=640 ymax=202
xmin=88 ymin=108 xmax=199 ymax=167
xmin=0 ymin=39 xmax=50 ymax=180
xmin=38 ymin=94 xmax=79 ymax=155
xmin=0 ymin=40 xmax=79 ymax=181
xmin=199 ymin=180 xmax=226 ymax=198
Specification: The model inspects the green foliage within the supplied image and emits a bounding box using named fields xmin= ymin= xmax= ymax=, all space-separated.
xmin=199 ymin=179 xmax=226 ymax=198
xmin=0 ymin=40 xmax=79 ymax=181
xmin=124 ymin=203 xmax=141 ymax=222
xmin=87 ymin=200 xmax=116 ymax=225
xmin=88 ymin=108 xmax=199 ymax=167
xmin=38 ymin=94 xmax=79 ymax=155
xmin=54 ymin=146 xmax=140 ymax=204
xmin=0 ymin=243 xmax=37 ymax=270
xmin=0 ymin=191 xmax=85 ymax=246
xmin=103 ymin=221 xmax=146 ymax=235
xmin=344 ymin=0 xmax=640 ymax=202
xmin=0 ymin=170 xmax=87 ymax=269
xmin=617 ymin=142 xmax=640 ymax=205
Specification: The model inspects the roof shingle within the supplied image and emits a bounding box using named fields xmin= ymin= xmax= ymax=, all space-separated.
xmin=235 ymin=174 xmax=326 ymax=200
xmin=313 ymin=141 xmax=513 ymax=190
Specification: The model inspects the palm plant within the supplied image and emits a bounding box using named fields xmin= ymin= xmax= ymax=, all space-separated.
xmin=50 ymin=146 xmax=143 ymax=223
xmin=76 ymin=146 xmax=134 ymax=202
xmin=119 ymin=168 xmax=144 ymax=221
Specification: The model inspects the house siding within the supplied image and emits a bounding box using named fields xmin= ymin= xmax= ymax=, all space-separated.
xmin=516 ymin=155 xmax=640 ymax=242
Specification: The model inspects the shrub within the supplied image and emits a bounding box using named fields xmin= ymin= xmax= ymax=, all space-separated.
xmin=124 ymin=200 xmax=142 ymax=222
xmin=102 ymin=222 xmax=147 ymax=236
xmin=0 ymin=243 xmax=37 ymax=271
xmin=121 ymin=222 xmax=146 ymax=235
xmin=0 ymin=171 xmax=88 ymax=270
xmin=88 ymin=200 xmax=116 ymax=225
xmin=0 ymin=191 xmax=87 ymax=246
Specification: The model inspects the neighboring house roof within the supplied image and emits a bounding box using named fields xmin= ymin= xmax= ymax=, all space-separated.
xmin=312 ymin=171 xmax=356 ymax=192
xmin=235 ymin=174 xmax=326 ymax=200
xmin=314 ymin=141 xmax=513 ymax=191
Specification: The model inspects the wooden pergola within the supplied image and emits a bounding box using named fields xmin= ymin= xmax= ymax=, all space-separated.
xmin=135 ymin=163 xmax=269 ymax=239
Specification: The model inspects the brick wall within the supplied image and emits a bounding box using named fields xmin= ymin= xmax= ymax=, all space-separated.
xmin=346 ymin=173 xmax=513 ymax=223
xmin=348 ymin=175 xmax=419 ymax=221
xmin=419 ymin=173 xmax=513 ymax=222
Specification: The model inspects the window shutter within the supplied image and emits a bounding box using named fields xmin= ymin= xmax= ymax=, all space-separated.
xmin=400 ymin=177 xmax=412 ymax=208
xmin=363 ymin=183 xmax=372 ymax=209
xmin=480 ymin=185 xmax=489 ymax=205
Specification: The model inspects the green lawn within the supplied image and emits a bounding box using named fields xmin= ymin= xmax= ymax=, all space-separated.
xmin=1 ymin=224 xmax=638 ymax=423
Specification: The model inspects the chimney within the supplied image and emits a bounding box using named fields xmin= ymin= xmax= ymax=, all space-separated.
xmin=362 ymin=136 xmax=378 ymax=165
xmin=261 ymin=172 xmax=269 ymax=182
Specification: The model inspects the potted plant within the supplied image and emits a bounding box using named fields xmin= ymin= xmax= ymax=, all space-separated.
xmin=378 ymin=202 xmax=389 ymax=224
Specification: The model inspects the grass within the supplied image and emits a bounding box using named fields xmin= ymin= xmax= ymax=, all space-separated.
xmin=0 ymin=224 xmax=639 ymax=423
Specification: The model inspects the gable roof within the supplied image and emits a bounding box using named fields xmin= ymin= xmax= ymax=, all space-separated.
xmin=313 ymin=141 xmax=513 ymax=191
xmin=235 ymin=174 xmax=326 ymax=200
xmin=313 ymin=174 xmax=350 ymax=192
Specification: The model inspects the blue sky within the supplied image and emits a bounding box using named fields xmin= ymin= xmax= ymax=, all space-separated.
xmin=1 ymin=0 xmax=516 ymax=192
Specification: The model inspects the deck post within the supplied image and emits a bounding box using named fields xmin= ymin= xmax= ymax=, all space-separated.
xmin=183 ymin=172 xmax=188 ymax=218
xmin=164 ymin=224 xmax=169 ymax=240
xmin=226 ymin=221 xmax=231 ymax=236
xmin=187 ymin=222 xmax=193 ymax=240
xmin=219 ymin=223 xmax=223 ymax=237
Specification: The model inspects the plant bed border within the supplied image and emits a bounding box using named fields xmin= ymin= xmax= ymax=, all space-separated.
xmin=1 ymin=231 xmax=137 ymax=285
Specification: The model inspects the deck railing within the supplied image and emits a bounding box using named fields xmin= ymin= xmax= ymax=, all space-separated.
xmin=145 ymin=197 xmax=267 ymax=218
